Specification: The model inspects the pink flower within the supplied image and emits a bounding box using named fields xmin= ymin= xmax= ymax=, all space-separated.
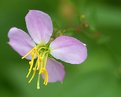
xmin=8 ymin=10 xmax=87 ymax=89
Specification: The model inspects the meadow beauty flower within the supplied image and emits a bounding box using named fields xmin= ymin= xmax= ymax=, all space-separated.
xmin=8 ymin=10 xmax=87 ymax=89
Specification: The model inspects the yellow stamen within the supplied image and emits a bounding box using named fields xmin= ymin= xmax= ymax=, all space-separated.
xmin=22 ymin=48 xmax=35 ymax=59
xmin=37 ymin=57 xmax=41 ymax=70
xmin=22 ymin=45 xmax=49 ymax=89
xmin=28 ymin=67 xmax=37 ymax=83
xmin=26 ymin=52 xmax=35 ymax=78
xmin=40 ymin=68 xmax=48 ymax=85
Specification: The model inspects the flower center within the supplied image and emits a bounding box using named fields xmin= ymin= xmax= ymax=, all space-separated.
xmin=22 ymin=45 xmax=50 ymax=89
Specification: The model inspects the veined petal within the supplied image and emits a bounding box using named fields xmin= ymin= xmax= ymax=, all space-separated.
xmin=50 ymin=36 xmax=87 ymax=64
xmin=25 ymin=10 xmax=53 ymax=44
xmin=44 ymin=58 xmax=65 ymax=82
xmin=8 ymin=27 xmax=36 ymax=60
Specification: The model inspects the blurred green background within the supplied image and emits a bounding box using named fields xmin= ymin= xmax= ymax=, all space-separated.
xmin=1 ymin=0 xmax=121 ymax=97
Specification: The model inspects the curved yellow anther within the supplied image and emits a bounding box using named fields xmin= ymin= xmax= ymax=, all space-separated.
xmin=40 ymin=68 xmax=48 ymax=85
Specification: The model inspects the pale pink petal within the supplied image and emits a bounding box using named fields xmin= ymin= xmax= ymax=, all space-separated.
xmin=8 ymin=27 xmax=36 ymax=60
xmin=44 ymin=58 xmax=65 ymax=82
xmin=25 ymin=10 xmax=53 ymax=44
xmin=50 ymin=36 xmax=87 ymax=64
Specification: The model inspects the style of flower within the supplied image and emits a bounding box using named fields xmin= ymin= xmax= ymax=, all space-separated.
xmin=8 ymin=10 xmax=87 ymax=89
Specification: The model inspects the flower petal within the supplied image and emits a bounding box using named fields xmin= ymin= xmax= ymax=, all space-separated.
xmin=8 ymin=27 xmax=36 ymax=59
xmin=50 ymin=36 xmax=87 ymax=64
xmin=45 ymin=58 xmax=65 ymax=82
xmin=25 ymin=10 xmax=53 ymax=44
